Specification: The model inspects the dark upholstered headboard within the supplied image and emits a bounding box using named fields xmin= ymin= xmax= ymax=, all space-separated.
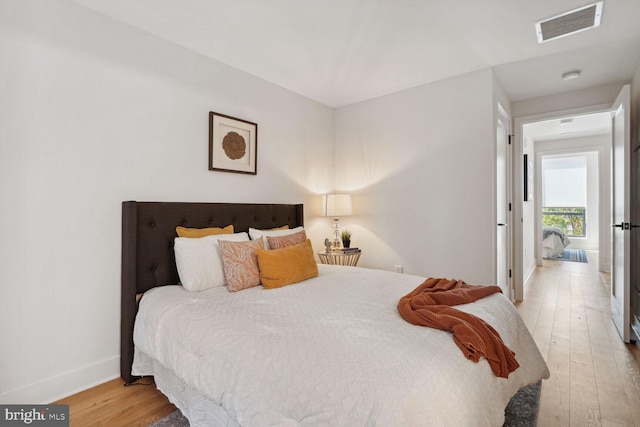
xmin=121 ymin=201 xmax=304 ymax=383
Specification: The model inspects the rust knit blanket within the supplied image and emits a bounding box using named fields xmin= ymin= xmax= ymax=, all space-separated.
xmin=397 ymin=277 xmax=519 ymax=378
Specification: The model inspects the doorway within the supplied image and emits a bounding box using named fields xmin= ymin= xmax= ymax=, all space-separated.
xmin=512 ymin=108 xmax=612 ymax=301
xmin=522 ymin=112 xmax=612 ymax=278
xmin=513 ymin=86 xmax=633 ymax=343
xmin=538 ymin=151 xmax=600 ymax=261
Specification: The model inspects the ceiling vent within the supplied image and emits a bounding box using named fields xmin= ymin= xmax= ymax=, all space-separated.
xmin=536 ymin=2 xmax=603 ymax=43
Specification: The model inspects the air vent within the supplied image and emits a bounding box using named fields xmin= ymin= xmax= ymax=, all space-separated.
xmin=536 ymin=2 xmax=603 ymax=43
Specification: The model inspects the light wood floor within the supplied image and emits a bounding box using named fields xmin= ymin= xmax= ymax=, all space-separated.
xmin=55 ymin=251 xmax=640 ymax=426
xmin=52 ymin=378 xmax=175 ymax=426
xmin=517 ymin=251 xmax=640 ymax=426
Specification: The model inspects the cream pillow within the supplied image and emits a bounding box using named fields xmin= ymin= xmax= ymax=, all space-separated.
xmin=219 ymin=239 xmax=265 ymax=292
xmin=249 ymin=226 xmax=304 ymax=249
xmin=174 ymin=232 xmax=249 ymax=291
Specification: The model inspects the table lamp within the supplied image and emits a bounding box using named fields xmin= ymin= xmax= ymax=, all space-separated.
xmin=323 ymin=194 xmax=352 ymax=249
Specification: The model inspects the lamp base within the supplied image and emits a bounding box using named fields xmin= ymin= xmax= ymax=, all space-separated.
xmin=332 ymin=217 xmax=341 ymax=250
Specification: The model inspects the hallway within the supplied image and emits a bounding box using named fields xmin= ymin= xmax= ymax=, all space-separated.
xmin=516 ymin=252 xmax=640 ymax=426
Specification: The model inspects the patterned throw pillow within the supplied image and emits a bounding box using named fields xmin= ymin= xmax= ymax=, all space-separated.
xmin=248 ymin=226 xmax=304 ymax=249
xmin=266 ymin=229 xmax=307 ymax=250
xmin=219 ymin=238 xmax=265 ymax=292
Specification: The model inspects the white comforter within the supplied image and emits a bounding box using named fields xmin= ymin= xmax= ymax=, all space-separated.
xmin=133 ymin=265 xmax=549 ymax=426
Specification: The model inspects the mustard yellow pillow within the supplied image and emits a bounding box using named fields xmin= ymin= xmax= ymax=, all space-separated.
xmin=268 ymin=225 xmax=289 ymax=231
xmin=176 ymin=224 xmax=234 ymax=238
xmin=255 ymin=239 xmax=318 ymax=289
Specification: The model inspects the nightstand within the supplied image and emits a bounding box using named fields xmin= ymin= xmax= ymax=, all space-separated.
xmin=317 ymin=250 xmax=361 ymax=266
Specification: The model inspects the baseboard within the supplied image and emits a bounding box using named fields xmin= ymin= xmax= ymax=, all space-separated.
xmin=0 ymin=356 xmax=119 ymax=404
xmin=523 ymin=263 xmax=536 ymax=288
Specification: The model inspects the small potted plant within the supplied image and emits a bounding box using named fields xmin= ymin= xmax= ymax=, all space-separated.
xmin=341 ymin=230 xmax=352 ymax=248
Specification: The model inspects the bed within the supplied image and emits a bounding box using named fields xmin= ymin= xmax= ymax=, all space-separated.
xmin=542 ymin=226 xmax=571 ymax=258
xmin=121 ymin=201 xmax=549 ymax=426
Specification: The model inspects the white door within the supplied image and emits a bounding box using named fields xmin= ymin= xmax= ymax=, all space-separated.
xmin=496 ymin=106 xmax=511 ymax=298
xmin=611 ymin=85 xmax=631 ymax=343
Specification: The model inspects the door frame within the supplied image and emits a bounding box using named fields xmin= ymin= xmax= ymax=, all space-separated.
xmin=496 ymin=103 xmax=512 ymax=299
xmin=610 ymin=84 xmax=632 ymax=343
xmin=512 ymin=103 xmax=612 ymax=301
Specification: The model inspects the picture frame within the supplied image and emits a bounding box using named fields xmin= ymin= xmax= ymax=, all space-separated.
xmin=523 ymin=154 xmax=533 ymax=201
xmin=209 ymin=111 xmax=257 ymax=174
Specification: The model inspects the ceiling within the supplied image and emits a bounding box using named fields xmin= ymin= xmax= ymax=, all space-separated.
xmin=523 ymin=111 xmax=611 ymax=142
xmin=71 ymin=0 xmax=640 ymax=108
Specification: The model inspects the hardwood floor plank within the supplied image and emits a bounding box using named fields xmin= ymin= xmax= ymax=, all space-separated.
xmin=602 ymin=421 xmax=633 ymax=427
xmin=570 ymin=360 xmax=601 ymax=426
xmin=53 ymin=378 xmax=175 ymax=427
xmin=519 ymin=251 xmax=640 ymax=427
xmin=538 ymin=378 xmax=569 ymax=427
xmin=539 ymin=336 xmax=571 ymax=425
xmin=613 ymin=347 xmax=640 ymax=426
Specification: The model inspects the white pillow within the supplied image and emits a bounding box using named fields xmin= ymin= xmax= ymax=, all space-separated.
xmin=248 ymin=226 xmax=304 ymax=249
xmin=174 ymin=232 xmax=249 ymax=291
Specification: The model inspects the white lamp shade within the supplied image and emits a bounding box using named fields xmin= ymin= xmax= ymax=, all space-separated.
xmin=323 ymin=194 xmax=352 ymax=217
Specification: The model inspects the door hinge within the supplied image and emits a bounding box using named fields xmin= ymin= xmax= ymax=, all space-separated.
xmin=509 ymin=203 xmax=512 ymax=211
xmin=509 ymin=269 xmax=512 ymax=278
xmin=508 ymin=135 xmax=513 ymax=145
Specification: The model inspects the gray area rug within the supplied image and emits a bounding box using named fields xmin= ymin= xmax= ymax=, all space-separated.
xmin=149 ymin=409 xmax=188 ymax=427
xmin=149 ymin=381 xmax=541 ymax=426
xmin=503 ymin=381 xmax=542 ymax=426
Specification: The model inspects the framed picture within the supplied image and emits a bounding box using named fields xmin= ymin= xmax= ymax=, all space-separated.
xmin=209 ymin=112 xmax=257 ymax=174
xmin=523 ymin=154 xmax=533 ymax=201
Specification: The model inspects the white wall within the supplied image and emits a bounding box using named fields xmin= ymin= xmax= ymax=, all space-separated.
xmin=0 ymin=0 xmax=334 ymax=403
xmin=333 ymin=68 xmax=496 ymax=284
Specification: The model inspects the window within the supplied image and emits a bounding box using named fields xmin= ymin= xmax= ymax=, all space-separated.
xmin=542 ymin=207 xmax=586 ymax=237
xmin=542 ymin=155 xmax=587 ymax=237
